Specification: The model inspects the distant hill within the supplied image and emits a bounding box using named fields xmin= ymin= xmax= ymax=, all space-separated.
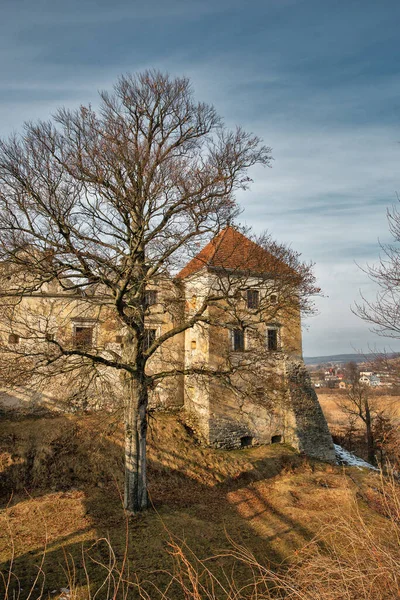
xmin=304 ymin=352 xmax=400 ymax=366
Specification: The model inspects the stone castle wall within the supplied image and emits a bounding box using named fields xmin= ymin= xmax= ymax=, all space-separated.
xmin=284 ymin=361 xmax=336 ymax=461
xmin=0 ymin=270 xmax=335 ymax=463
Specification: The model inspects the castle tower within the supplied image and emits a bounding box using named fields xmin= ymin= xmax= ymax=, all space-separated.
xmin=176 ymin=227 xmax=335 ymax=461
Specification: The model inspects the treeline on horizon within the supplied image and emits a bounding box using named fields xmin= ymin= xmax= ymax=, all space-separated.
xmin=304 ymin=352 xmax=400 ymax=365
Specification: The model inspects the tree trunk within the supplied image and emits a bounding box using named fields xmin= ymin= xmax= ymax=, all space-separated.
xmin=365 ymin=401 xmax=376 ymax=466
xmin=124 ymin=374 xmax=148 ymax=513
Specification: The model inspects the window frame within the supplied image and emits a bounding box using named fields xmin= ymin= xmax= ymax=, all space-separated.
xmin=266 ymin=326 xmax=280 ymax=352
xmin=73 ymin=325 xmax=94 ymax=349
xmin=246 ymin=289 xmax=260 ymax=310
xmin=231 ymin=328 xmax=245 ymax=352
xmin=144 ymin=290 xmax=158 ymax=307
xmin=143 ymin=327 xmax=157 ymax=352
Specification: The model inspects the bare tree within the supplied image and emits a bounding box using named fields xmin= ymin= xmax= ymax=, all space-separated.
xmin=354 ymin=201 xmax=400 ymax=338
xmin=0 ymin=71 xmax=317 ymax=513
xmin=351 ymin=201 xmax=400 ymax=463
xmin=336 ymin=362 xmax=377 ymax=464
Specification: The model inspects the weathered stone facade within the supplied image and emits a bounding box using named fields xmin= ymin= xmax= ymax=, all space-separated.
xmin=0 ymin=228 xmax=335 ymax=462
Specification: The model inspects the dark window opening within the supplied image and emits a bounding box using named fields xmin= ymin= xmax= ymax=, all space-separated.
xmin=8 ymin=333 xmax=19 ymax=344
xmin=270 ymin=294 xmax=278 ymax=304
xmin=143 ymin=328 xmax=156 ymax=351
xmin=144 ymin=290 xmax=157 ymax=307
xmin=241 ymin=435 xmax=253 ymax=448
xmin=267 ymin=328 xmax=278 ymax=351
xmin=247 ymin=289 xmax=259 ymax=309
xmin=271 ymin=434 xmax=282 ymax=444
xmin=232 ymin=328 xmax=245 ymax=352
xmin=115 ymin=335 xmax=123 ymax=344
xmin=74 ymin=326 xmax=93 ymax=348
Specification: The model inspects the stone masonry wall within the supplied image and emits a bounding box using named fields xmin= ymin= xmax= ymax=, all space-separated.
xmin=286 ymin=360 xmax=336 ymax=462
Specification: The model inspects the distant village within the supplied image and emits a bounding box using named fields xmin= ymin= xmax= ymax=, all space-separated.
xmin=307 ymin=360 xmax=399 ymax=391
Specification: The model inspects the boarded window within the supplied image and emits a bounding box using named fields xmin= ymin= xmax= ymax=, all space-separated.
xmin=232 ymin=329 xmax=245 ymax=352
xmin=8 ymin=333 xmax=19 ymax=344
xmin=74 ymin=326 xmax=93 ymax=348
xmin=247 ymin=289 xmax=259 ymax=309
xmin=115 ymin=335 xmax=123 ymax=344
xmin=191 ymin=340 xmax=197 ymax=350
xmin=144 ymin=290 xmax=157 ymax=307
xmin=143 ymin=328 xmax=156 ymax=351
xmin=267 ymin=328 xmax=278 ymax=351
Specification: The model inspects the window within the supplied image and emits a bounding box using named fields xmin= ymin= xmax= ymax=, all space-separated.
xmin=143 ymin=328 xmax=156 ymax=351
xmin=270 ymin=294 xmax=278 ymax=304
xmin=115 ymin=335 xmax=123 ymax=344
xmin=45 ymin=333 xmax=55 ymax=342
xmin=247 ymin=289 xmax=259 ymax=309
xmin=8 ymin=333 xmax=19 ymax=344
xmin=74 ymin=326 xmax=93 ymax=349
xmin=232 ymin=328 xmax=245 ymax=352
xmin=267 ymin=328 xmax=278 ymax=351
xmin=144 ymin=290 xmax=157 ymax=307
xmin=191 ymin=340 xmax=197 ymax=350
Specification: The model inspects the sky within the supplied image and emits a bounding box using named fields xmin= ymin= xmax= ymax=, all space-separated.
xmin=1 ymin=0 xmax=400 ymax=356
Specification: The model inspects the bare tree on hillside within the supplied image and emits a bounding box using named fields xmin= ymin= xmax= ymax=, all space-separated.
xmin=0 ymin=71 xmax=318 ymax=513
xmin=336 ymin=362 xmax=377 ymax=464
xmin=354 ymin=201 xmax=400 ymax=338
xmin=352 ymin=201 xmax=400 ymax=464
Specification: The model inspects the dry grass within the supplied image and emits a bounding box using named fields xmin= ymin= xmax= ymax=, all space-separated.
xmin=0 ymin=409 xmax=398 ymax=598
xmin=318 ymin=391 xmax=400 ymax=429
xmin=2 ymin=474 xmax=397 ymax=600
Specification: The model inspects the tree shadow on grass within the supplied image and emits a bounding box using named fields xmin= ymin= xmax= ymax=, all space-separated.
xmin=0 ymin=411 xmax=336 ymax=598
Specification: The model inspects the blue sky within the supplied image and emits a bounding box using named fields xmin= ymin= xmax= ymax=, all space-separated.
xmin=1 ymin=0 xmax=400 ymax=356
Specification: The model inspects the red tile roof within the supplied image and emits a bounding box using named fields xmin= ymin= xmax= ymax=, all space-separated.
xmin=176 ymin=227 xmax=290 ymax=280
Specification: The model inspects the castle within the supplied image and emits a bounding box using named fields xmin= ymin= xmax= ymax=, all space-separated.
xmin=0 ymin=227 xmax=335 ymax=462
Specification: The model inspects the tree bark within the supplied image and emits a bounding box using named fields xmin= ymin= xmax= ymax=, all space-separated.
xmin=124 ymin=374 xmax=148 ymax=513
xmin=365 ymin=401 xmax=376 ymax=466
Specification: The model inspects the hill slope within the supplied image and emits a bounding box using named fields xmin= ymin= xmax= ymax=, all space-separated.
xmin=0 ymin=410 xmax=396 ymax=598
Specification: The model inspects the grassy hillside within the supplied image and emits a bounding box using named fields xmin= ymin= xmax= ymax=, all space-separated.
xmin=0 ymin=409 xmax=398 ymax=599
